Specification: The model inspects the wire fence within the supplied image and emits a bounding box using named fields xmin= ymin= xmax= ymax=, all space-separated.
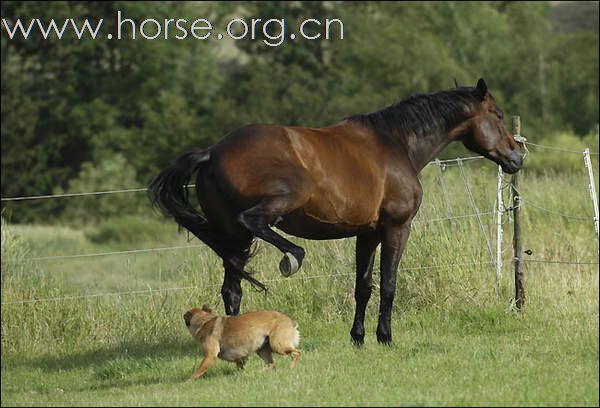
xmin=2 ymin=151 xmax=598 ymax=306
xmin=15 ymin=210 xmax=495 ymax=263
xmin=27 ymin=244 xmax=205 ymax=262
xmin=1 ymin=260 xmax=498 ymax=305
xmin=523 ymin=141 xmax=599 ymax=155
xmin=521 ymin=198 xmax=593 ymax=221
xmin=1 ymin=156 xmax=486 ymax=202
xmin=3 ymin=255 xmax=598 ymax=306
xmin=0 ymin=187 xmax=149 ymax=202
xmin=1 ymin=144 xmax=596 ymax=204
xmin=523 ymin=258 xmax=599 ymax=265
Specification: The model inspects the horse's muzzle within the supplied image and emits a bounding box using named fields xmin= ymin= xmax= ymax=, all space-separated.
xmin=501 ymin=149 xmax=524 ymax=174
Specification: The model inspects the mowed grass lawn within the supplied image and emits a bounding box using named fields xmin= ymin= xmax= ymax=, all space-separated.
xmin=2 ymin=164 xmax=598 ymax=406
xmin=2 ymin=301 xmax=598 ymax=406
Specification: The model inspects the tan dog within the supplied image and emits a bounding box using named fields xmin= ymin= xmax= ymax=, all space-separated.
xmin=184 ymin=305 xmax=301 ymax=379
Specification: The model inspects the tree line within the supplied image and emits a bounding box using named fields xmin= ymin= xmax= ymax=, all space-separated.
xmin=1 ymin=1 xmax=598 ymax=222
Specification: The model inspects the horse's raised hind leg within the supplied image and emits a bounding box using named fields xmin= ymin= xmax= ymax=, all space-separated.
xmin=350 ymin=232 xmax=380 ymax=345
xmin=237 ymin=195 xmax=308 ymax=277
xmin=377 ymin=221 xmax=413 ymax=345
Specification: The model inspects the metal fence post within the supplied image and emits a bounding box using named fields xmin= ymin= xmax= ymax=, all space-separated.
xmin=583 ymin=148 xmax=599 ymax=237
xmin=496 ymin=165 xmax=504 ymax=285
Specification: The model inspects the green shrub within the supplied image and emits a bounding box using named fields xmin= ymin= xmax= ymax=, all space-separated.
xmin=84 ymin=215 xmax=181 ymax=245
xmin=1 ymin=217 xmax=29 ymax=283
xmin=55 ymin=154 xmax=148 ymax=226
xmin=524 ymin=128 xmax=599 ymax=173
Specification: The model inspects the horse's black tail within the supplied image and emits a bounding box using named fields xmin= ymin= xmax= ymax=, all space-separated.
xmin=148 ymin=149 xmax=210 ymax=231
xmin=147 ymin=150 xmax=267 ymax=292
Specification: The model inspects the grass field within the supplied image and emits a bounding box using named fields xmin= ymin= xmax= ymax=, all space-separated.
xmin=1 ymin=159 xmax=598 ymax=406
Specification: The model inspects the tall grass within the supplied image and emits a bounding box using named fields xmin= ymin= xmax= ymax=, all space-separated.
xmin=1 ymin=157 xmax=598 ymax=406
xmin=2 ymin=159 xmax=597 ymax=353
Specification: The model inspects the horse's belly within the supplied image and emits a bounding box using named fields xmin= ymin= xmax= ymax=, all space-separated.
xmin=276 ymin=208 xmax=377 ymax=240
xmin=308 ymin=187 xmax=380 ymax=223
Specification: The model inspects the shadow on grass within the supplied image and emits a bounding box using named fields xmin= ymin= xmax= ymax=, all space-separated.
xmin=88 ymin=363 xmax=239 ymax=391
xmin=3 ymin=337 xmax=242 ymax=391
xmin=8 ymin=338 xmax=194 ymax=372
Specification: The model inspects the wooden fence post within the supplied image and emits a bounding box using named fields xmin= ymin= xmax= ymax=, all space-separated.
xmin=511 ymin=115 xmax=525 ymax=309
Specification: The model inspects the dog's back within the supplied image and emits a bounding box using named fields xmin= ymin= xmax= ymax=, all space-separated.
xmin=185 ymin=306 xmax=301 ymax=378
xmin=217 ymin=311 xmax=298 ymax=360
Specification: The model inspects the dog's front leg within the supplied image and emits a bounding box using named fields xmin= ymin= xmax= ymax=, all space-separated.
xmin=192 ymin=340 xmax=220 ymax=380
xmin=191 ymin=354 xmax=217 ymax=380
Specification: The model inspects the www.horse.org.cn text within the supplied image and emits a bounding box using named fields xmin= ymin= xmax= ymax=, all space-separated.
xmin=1 ymin=10 xmax=345 ymax=47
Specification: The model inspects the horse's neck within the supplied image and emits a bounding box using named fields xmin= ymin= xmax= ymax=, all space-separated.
xmin=405 ymin=129 xmax=458 ymax=172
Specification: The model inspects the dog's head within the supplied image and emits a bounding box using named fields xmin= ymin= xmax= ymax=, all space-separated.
xmin=183 ymin=304 xmax=217 ymax=338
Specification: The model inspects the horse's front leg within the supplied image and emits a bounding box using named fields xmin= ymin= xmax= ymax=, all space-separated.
xmin=377 ymin=221 xmax=413 ymax=344
xmin=350 ymin=232 xmax=380 ymax=345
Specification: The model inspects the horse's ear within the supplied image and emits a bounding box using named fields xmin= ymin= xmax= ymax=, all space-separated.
xmin=475 ymin=78 xmax=488 ymax=99
xmin=454 ymin=78 xmax=460 ymax=88
xmin=201 ymin=304 xmax=212 ymax=313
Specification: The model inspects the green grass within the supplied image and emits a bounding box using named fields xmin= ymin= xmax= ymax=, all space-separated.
xmin=1 ymin=159 xmax=598 ymax=406
xmin=1 ymin=304 xmax=597 ymax=406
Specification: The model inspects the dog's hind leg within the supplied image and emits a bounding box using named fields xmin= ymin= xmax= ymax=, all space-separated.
xmin=268 ymin=335 xmax=301 ymax=369
xmin=256 ymin=342 xmax=275 ymax=368
xmin=235 ymin=357 xmax=248 ymax=370
xmin=287 ymin=349 xmax=301 ymax=369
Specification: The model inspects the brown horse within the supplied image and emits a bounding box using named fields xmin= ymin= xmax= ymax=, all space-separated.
xmin=148 ymin=78 xmax=523 ymax=345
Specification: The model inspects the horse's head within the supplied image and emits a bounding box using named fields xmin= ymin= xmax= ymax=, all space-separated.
xmin=461 ymin=78 xmax=524 ymax=174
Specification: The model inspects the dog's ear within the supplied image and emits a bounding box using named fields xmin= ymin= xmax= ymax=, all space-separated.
xmin=183 ymin=311 xmax=193 ymax=327
xmin=201 ymin=304 xmax=212 ymax=313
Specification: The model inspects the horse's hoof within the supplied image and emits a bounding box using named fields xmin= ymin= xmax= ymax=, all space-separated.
xmin=350 ymin=325 xmax=365 ymax=346
xmin=351 ymin=336 xmax=365 ymax=347
xmin=376 ymin=334 xmax=393 ymax=346
xmin=279 ymin=252 xmax=299 ymax=277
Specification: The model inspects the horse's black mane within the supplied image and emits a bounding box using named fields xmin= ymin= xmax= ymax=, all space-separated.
xmin=346 ymin=87 xmax=480 ymax=141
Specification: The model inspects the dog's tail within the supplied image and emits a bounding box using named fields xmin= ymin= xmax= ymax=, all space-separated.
xmin=292 ymin=320 xmax=300 ymax=348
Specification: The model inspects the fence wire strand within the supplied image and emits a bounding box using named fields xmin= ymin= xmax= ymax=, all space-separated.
xmin=523 ymin=141 xmax=599 ymax=155
xmin=508 ymin=184 xmax=594 ymax=221
xmin=1 ymin=157 xmax=488 ymax=202
xmin=1 ymin=146 xmax=596 ymax=203
xmin=2 ymin=151 xmax=598 ymax=307
xmin=27 ymin=244 xmax=205 ymax=261
xmin=523 ymin=258 xmax=599 ymax=265
xmin=18 ymin=211 xmax=494 ymax=262
xmin=4 ymin=256 xmax=598 ymax=306
xmin=457 ymin=159 xmax=495 ymax=263
xmin=0 ymin=187 xmax=149 ymax=202
xmin=2 ymin=260 xmax=496 ymax=305
xmin=521 ymin=199 xmax=594 ymax=221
